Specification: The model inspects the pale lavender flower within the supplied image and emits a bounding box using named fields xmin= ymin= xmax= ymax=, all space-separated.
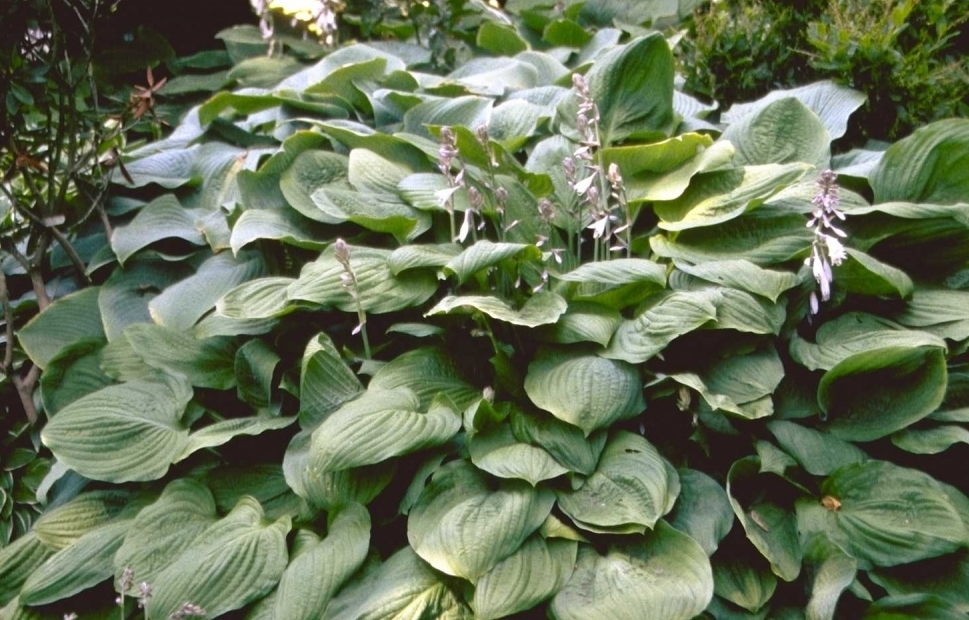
xmin=805 ymin=170 xmax=848 ymax=314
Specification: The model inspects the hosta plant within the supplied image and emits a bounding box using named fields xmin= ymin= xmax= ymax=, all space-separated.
xmin=3 ymin=4 xmax=969 ymax=620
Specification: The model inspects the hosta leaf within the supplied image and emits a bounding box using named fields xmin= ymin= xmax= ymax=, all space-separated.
xmin=403 ymin=95 xmax=493 ymax=138
xmin=673 ymin=259 xmax=801 ymax=303
xmin=41 ymin=379 xmax=192 ymax=483
xmin=178 ymin=416 xmax=295 ymax=460
xmin=870 ymin=118 xmax=969 ymax=205
xmin=524 ymin=348 xmax=644 ymax=436
xmin=650 ymin=205 xmax=811 ymax=266
xmin=0 ymin=534 xmax=55 ymax=606
xmin=821 ymin=461 xmax=968 ymax=567
xmin=804 ymin=535 xmax=858 ymax=620
xmin=819 ymin=346 xmax=947 ymax=442
xmin=39 ymin=339 xmax=112 ymax=415
xmin=307 ymin=389 xmax=460 ymax=472
xmin=554 ymin=258 xmax=666 ymax=309
xmin=712 ymin=541 xmax=777 ymax=613
xmin=624 ymin=139 xmax=736 ymax=203
xmin=579 ymin=33 xmax=675 ymax=144
xmin=204 ymin=464 xmax=301 ymax=521
xmin=469 ymin=424 xmax=569 ymax=485
xmin=288 ymin=244 xmax=438 ymax=314
xmin=557 ymin=431 xmax=679 ymax=534
xmin=20 ymin=520 xmax=132 ymax=606
xmin=476 ymin=21 xmax=528 ymax=55
xmin=407 ymin=460 xmax=555 ymax=582
xmin=230 ymin=208 xmax=329 ymax=254
xmin=722 ymin=80 xmax=866 ymax=141
xmin=123 ymin=323 xmax=237 ymax=390
xmin=667 ymin=469 xmax=734 ymax=556
xmin=113 ymin=145 xmax=198 ymax=189
xmin=369 ymin=347 xmax=480 ymax=410
xmin=110 ymin=195 xmax=207 ymax=264
xmin=279 ymin=150 xmax=350 ymax=221
xmin=655 ymin=164 xmax=811 ymax=231
xmin=31 ymin=490 xmax=132 ymax=550
xmin=892 ymin=289 xmax=969 ymax=341
xmin=892 ymin=425 xmax=969 ymax=454
xmin=837 ymin=248 xmax=914 ymax=299
xmin=387 ymin=243 xmax=462 ymax=274
xmin=509 ymin=408 xmax=607 ymax=475
xmin=720 ymin=97 xmax=830 ymax=169
xmin=99 ymin=259 xmax=188 ymax=341
xmin=543 ymin=301 xmax=621 ymax=347
xmin=444 ymin=241 xmax=541 ymax=284
xmin=311 ymin=187 xmax=431 ymax=242
xmin=322 ymin=547 xmax=473 ymax=620
xmin=274 ymin=504 xmax=370 ymax=620
xmin=727 ymin=457 xmax=802 ymax=582
xmin=149 ymin=250 xmax=268 ymax=330
xmin=767 ymin=421 xmax=867 ymax=476
xmin=18 ymin=287 xmax=104 ymax=370
xmin=397 ymin=173 xmax=472 ymax=212
xmin=789 ymin=312 xmax=946 ymax=372
xmin=670 ymin=345 xmax=784 ymax=420
xmin=284 ymin=429 xmax=396 ymax=509
xmin=235 ymin=339 xmax=280 ymax=407
xmin=602 ymin=133 xmax=714 ymax=177
xmin=299 ymin=332 xmax=363 ymax=429
xmin=473 ymin=535 xmax=577 ymax=620
xmin=549 ymin=521 xmax=713 ymax=620
xmin=216 ymin=277 xmax=296 ymax=320
xmin=112 ymin=479 xmax=217 ymax=586
xmin=427 ymin=292 xmax=568 ymax=328
xmin=145 ymin=497 xmax=291 ymax=620
xmin=871 ymin=550 xmax=969 ymax=612
xmin=604 ymin=290 xmax=720 ymax=364
xmin=861 ymin=594 xmax=967 ymax=620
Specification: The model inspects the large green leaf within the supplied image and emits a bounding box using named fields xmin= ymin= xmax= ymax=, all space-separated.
xmin=18 ymin=287 xmax=104 ymax=370
xmin=554 ymin=258 xmax=667 ymax=310
xmin=123 ymin=323 xmax=238 ymax=390
xmin=145 ymin=497 xmax=290 ymax=620
xmin=31 ymin=490 xmax=132 ymax=550
xmin=871 ymin=550 xmax=969 ymax=612
xmin=604 ymin=290 xmax=720 ymax=364
xmin=306 ymin=389 xmax=460 ymax=472
xmin=110 ymin=195 xmax=207 ymax=264
xmin=39 ymin=339 xmax=112 ymax=415
xmin=178 ymin=416 xmax=295 ymax=460
xmin=727 ymin=457 xmax=802 ymax=582
xmin=322 ymin=547 xmax=473 ymax=620
xmin=673 ymin=259 xmax=801 ymax=303
xmin=722 ymin=81 xmax=866 ymax=141
xmin=112 ymin=479 xmax=217 ymax=586
xmin=861 ymin=594 xmax=967 ymax=620
xmin=444 ymin=241 xmax=541 ymax=284
xmin=667 ymin=469 xmax=734 ymax=556
xmin=230 ymin=208 xmax=329 ymax=254
xmin=892 ymin=288 xmax=969 ymax=341
xmin=524 ymin=348 xmax=644 ymax=436
xmin=720 ymin=97 xmax=830 ymax=169
xmin=279 ymin=150 xmax=350 ymax=221
xmin=298 ymin=332 xmax=364 ymax=429
xmin=41 ymin=379 xmax=192 ymax=483
xmin=234 ymin=339 xmax=280 ymax=407
xmin=655 ymin=164 xmax=811 ymax=231
xmin=578 ymin=33 xmax=675 ymax=144
xmin=803 ymin=535 xmax=858 ymax=620
xmin=469 ymin=424 xmax=569 ymax=485
xmin=819 ymin=346 xmax=947 ymax=442
xmin=99 ymin=259 xmax=188 ymax=341
xmin=821 ymin=461 xmax=968 ymax=567
xmin=407 ymin=460 xmax=555 ymax=582
xmin=557 ymin=431 xmax=679 ymax=534
xmin=549 ymin=521 xmax=713 ymax=620
xmin=870 ymin=118 xmax=969 ymax=205
xmin=767 ymin=421 xmax=867 ymax=476
xmin=509 ymin=407 xmax=607 ymax=475
xmin=670 ymin=345 xmax=784 ymax=420
xmin=369 ymin=347 xmax=481 ymax=410
xmin=790 ymin=312 xmax=947 ymax=372
xmin=543 ymin=301 xmax=622 ymax=347
xmin=473 ymin=535 xmax=577 ymax=620
xmin=712 ymin=540 xmax=777 ymax=613
xmin=216 ymin=277 xmax=296 ymax=320
xmin=274 ymin=504 xmax=370 ymax=620
xmin=0 ymin=534 xmax=55 ymax=606
xmin=892 ymin=425 xmax=969 ymax=455
xmin=288 ymin=244 xmax=438 ymax=313
xmin=20 ymin=519 xmax=132 ymax=606
xmin=427 ymin=292 xmax=567 ymax=328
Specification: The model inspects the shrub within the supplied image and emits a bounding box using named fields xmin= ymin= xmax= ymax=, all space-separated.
xmin=677 ymin=0 xmax=969 ymax=142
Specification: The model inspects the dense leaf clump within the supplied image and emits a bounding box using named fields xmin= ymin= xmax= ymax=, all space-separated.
xmin=3 ymin=2 xmax=969 ymax=620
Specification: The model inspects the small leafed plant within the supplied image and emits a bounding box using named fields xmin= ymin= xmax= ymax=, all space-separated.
xmin=4 ymin=2 xmax=969 ymax=620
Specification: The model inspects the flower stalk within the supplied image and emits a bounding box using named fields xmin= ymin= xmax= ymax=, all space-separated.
xmin=335 ymin=238 xmax=371 ymax=359
xmin=805 ymin=169 xmax=847 ymax=315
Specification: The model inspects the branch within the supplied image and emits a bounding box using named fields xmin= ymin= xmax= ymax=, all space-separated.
xmin=0 ymin=269 xmax=40 ymax=425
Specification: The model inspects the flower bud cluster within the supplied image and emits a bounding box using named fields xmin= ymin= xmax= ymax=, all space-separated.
xmin=805 ymin=169 xmax=848 ymax=314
